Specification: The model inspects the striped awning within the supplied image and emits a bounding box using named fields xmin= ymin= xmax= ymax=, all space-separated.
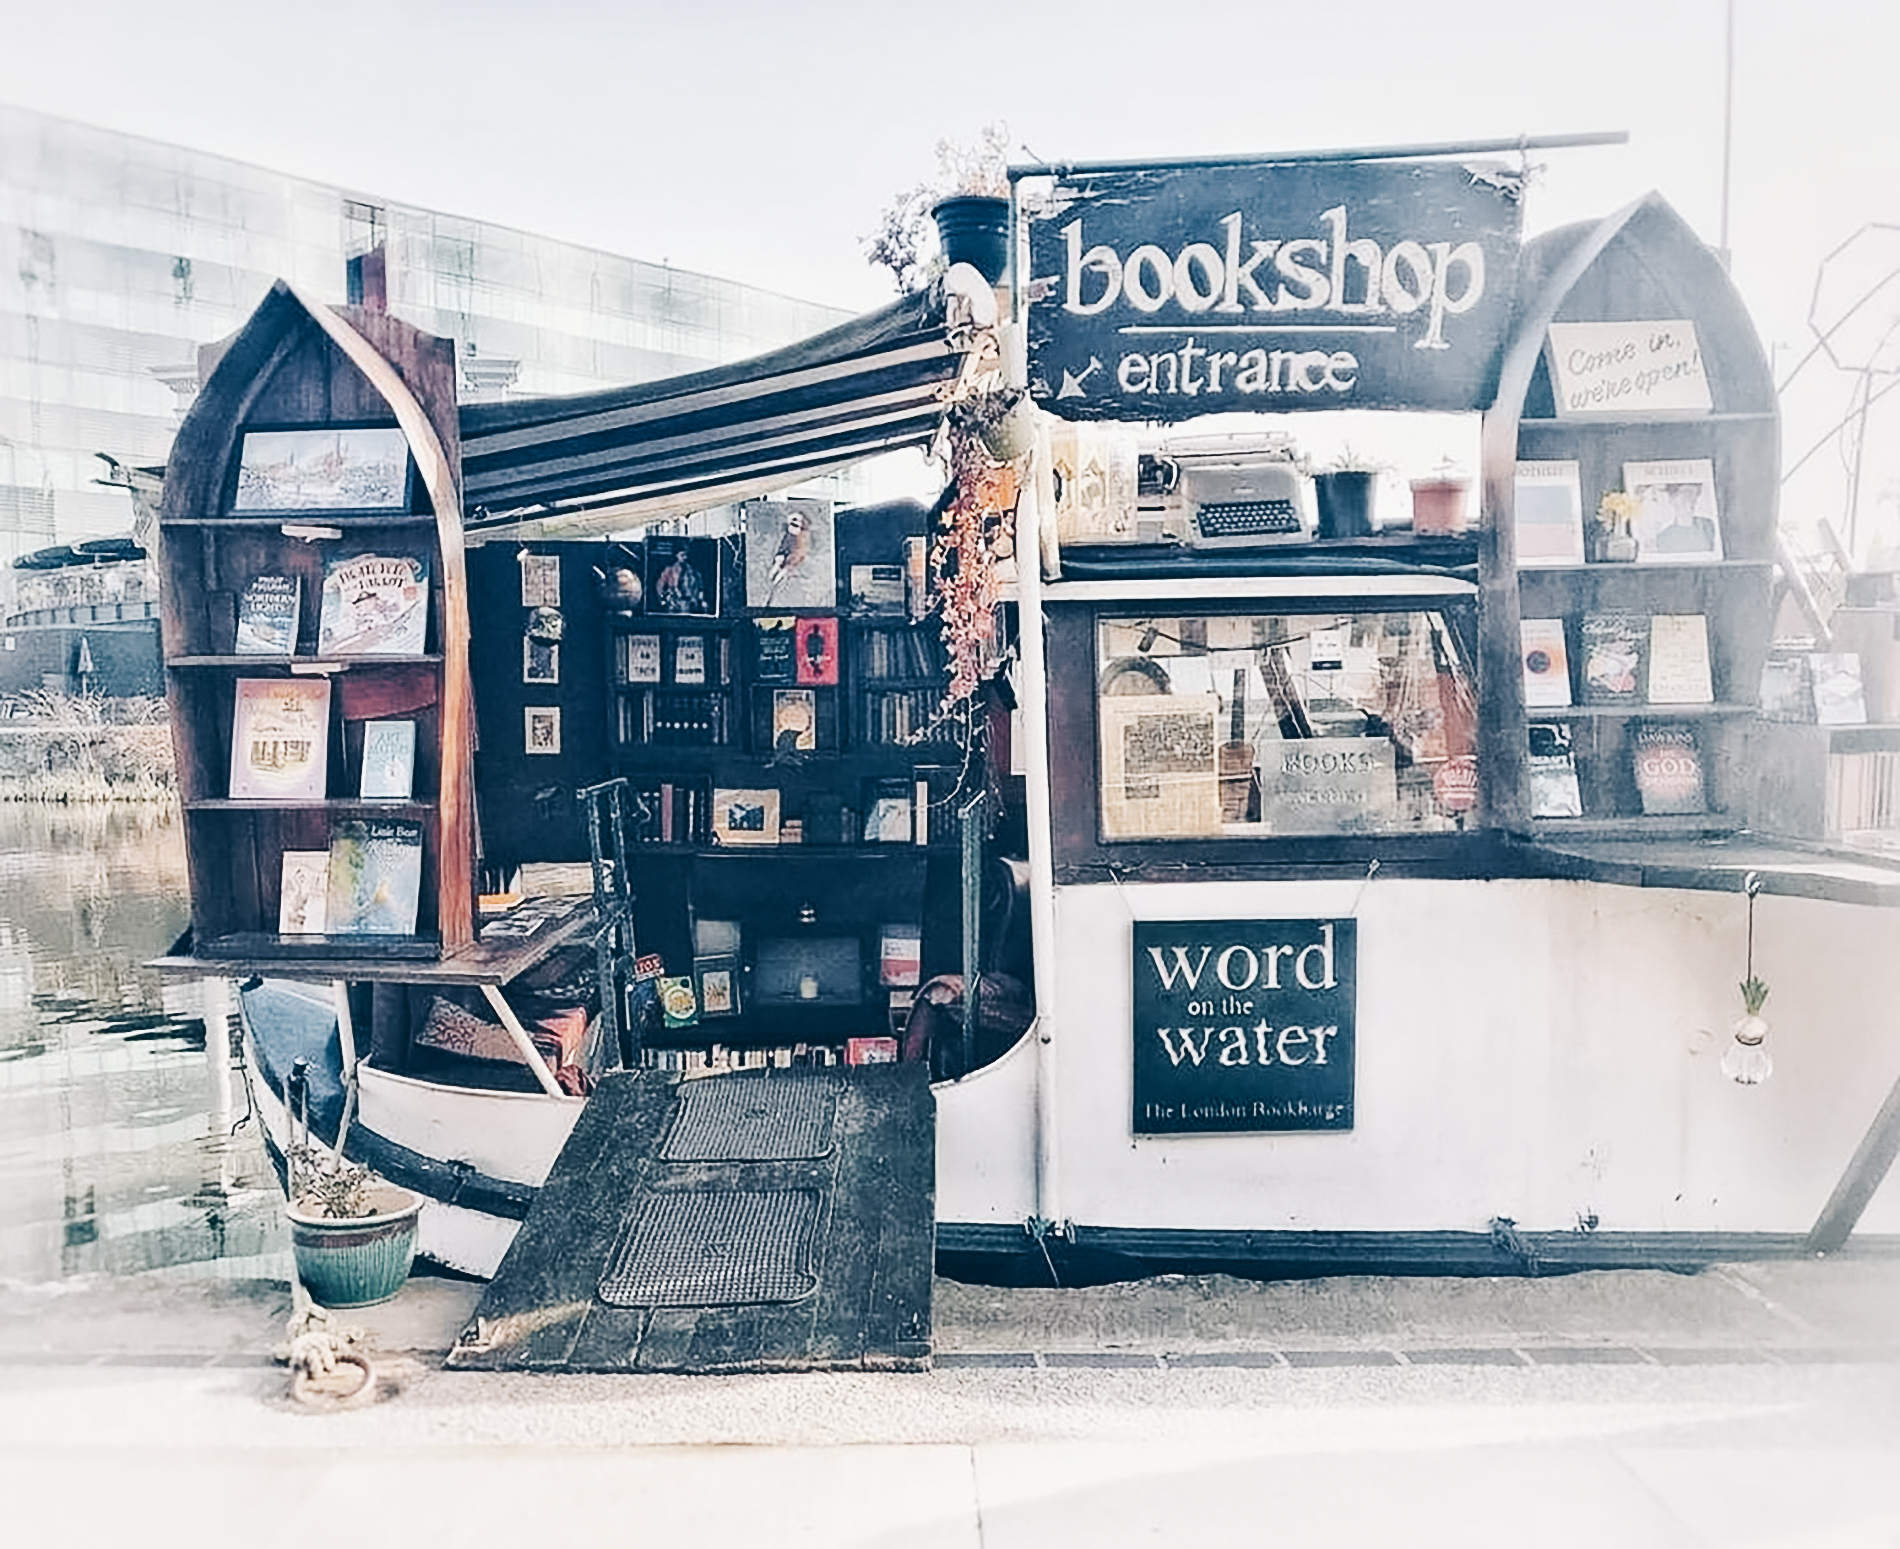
xmin=459 ymin=284 xmax=968 ymax=538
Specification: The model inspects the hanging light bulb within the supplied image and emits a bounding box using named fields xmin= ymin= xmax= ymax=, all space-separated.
xmin=1721 ymin=873 xmax=1773 ymax=1086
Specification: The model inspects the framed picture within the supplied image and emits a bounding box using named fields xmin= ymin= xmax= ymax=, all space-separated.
xmin=524 ymin=705 xmax=561 ymax=755
xmin=523 ymin=636 xmax=560 ymax=685
xmin=518 ymin=551 xmax=562 ymax=608
xmin=743 ymin=498 xmax=836 ymax=611
xmin=712 ymin=786 xmax=780 ymax=846
xmin=695 ymin=953 xmax=741 ymax=1018
xmin=231 ymin=426 xmax=412 ymax=514
xmin=645 ymin=536 xmax=719 ymax=618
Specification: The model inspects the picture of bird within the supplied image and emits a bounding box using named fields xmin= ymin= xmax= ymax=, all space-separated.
xmin=766 ymin=508 xmax=812 ymax=601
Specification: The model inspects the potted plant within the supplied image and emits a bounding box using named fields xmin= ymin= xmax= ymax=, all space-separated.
xmin=285 ymin=1147 xmax=422 ymax=1309
xmin=1313 ymin=452 xmax=1382 ymax=539
xmin=866 ymin=123 xmax=1013 ymax=291
xmin=1594 ymin=491 xmax=1640 ymax=562
xmin=1410 ymin=460 xmax=1471 ymax=536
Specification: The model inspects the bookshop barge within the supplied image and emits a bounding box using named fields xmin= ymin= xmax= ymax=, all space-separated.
xmin=152 ymin=146 xmax=1900 ymax=1340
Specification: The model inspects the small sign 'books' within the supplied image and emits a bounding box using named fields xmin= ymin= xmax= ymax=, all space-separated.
xmin=234 ymin=574 xmax=301 ymax=655
xmin=318 ymin=552 xmax=430 ymax=656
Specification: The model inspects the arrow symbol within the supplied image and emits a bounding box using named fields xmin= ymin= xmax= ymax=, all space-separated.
xmin=1057 ymin=356 xmax=1103 ymax=399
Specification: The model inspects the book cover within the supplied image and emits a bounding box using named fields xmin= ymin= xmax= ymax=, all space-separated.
xmin=848 ymin=563 xmax=907 ymax=615
xmin=234 ymin=574 xmax=301 ymax=655
xmin=317 ymin=552 xmax=430 ymax=655
xmin=1526 ymin=723 xmax=1583 ymax=818
xmin=904 ymin=535 xmax=931 ymax=622
xmin=1580 ymin=612 xmax=1647 ymax=704
xmin=753 ymin=616 xmax=797 ymax=682
xmin=1512 ymin=461 xmax=1587 ymax=567
xmin=712 ymin=787 xmax=780 ymax=846
xmin=1759 ymin=655 xmax=1813 ymax=722
xmin=1647 ymin=615 xmax=1715 ymax=705
xmin=1520 ymin=619 xmax=1572 ymax=708
xmin=1632 ymin=723 xmax=1706 ymax=815
xmin=1624 ymin=459 xmax=1723 ymax=563
xmin=359 ymin=719 xmax=416 ymax=800
xmin=879 ymin=923 xmax=923 ymax=988
xmin=772 ymin=688 xmax=817 ymax=752
xmin=743 ymin=498 xmax=837 ymax=610
xmin=622 ymin=633 xmax=661 ymax=684
xmin=645 ymin=536 xmax=719 ymax=617
xmin=795 ymin=616 xmax=841 ymax=685
xmin=845 ymin=1036 xmax=900 ymax=1066
xmin=1810 ymin=652 xmax=1869 ymax=726
xmin=694 ymin=954 xmax=741 ymax=1018
xmin=673 ymin=634 xmax=707 ymax=686
xmin=229 ymin=677 xmax=331 ymax=800
xmin=659 ymin=976 xmax=700 ymax=1030
xmin=278 ymin=850 xmax=330 ymax=934
xmin=325 ymin=817 xmax=424 ymax=935
xmin=863 ymin=776 xmax=914 ymax=843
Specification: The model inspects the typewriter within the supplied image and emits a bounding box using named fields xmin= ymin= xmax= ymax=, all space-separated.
xmin=1132 ymin=434 xmax=1315 ymax=548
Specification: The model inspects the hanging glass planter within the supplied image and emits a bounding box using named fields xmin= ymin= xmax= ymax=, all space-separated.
xmin=1720 ymin=873 xmax=1773 ymax=1085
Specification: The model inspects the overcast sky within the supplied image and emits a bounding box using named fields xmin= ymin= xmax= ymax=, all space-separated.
xmin=4 ymin=0 xmax=1899 ymax=543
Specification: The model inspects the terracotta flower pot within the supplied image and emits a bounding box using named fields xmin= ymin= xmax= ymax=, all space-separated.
xmin=1410 ymin=477 xmax=1470 ymax=536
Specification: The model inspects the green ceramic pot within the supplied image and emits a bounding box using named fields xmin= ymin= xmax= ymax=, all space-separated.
xmin=286 ymin=1183 xmax=421 ymax=1309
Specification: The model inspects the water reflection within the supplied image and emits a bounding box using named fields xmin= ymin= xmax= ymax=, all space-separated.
xmin=0 ymin=803 xmax=287 ymax=1281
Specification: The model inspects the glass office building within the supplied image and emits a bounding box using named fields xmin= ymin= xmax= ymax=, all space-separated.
xmin=0 ymin=103 xmax=849 ymax=564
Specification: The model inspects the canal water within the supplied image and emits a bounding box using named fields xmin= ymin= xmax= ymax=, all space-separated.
xmin=0 ymin=802 xmax=288 ymax=1283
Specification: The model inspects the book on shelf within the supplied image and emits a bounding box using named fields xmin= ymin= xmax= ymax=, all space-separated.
xmin=618 ymin=632 xmax=661 ymax=684
xmin=771 ymin=688 xmax=817 ymax=752
xmin=658 ymin=976 xmax=700 ymax=1030
xmin=795 ymin=616 xmax=841 ymax=685
xmin=1623 ymin=459 xmax=1723 ymax=563
xmin=229 ymin=677 xmax=331 ymax=800
xmin=1520 ymin=619 xmax=1572 ymax=709
xmin=1646 ymin=615 xmax=1715 ymax=705
xmin=278 ymin=850 xmax=330 ymax=934
xmin=1631 ymin=722 xmax=1706 ymax=816
xmin=862 ymin=775 xmax=915 ymax=843
xmin=673 ymin=634 xmax=707 ymax=686
xmin=234 ymin=574 xmax=301 ymax=655
xmin=316 ymin=552 xmax=430 ymax=656
xmin=752 ymin=616 xmax=797 ymax=682
xmin=856 ymin=624 xmax=940 ymax=681
xmin=1579 ymin=612 xmax=1647 ymax=705
xmin=645 ymin=536 xmax=719 ymax=618
xmin=1511 ymin=461 xmax=1587 ymax=567
xmin=848 ymin=563 xmax=907 ymax=615
xmin=620 ymin=689 xmax=729 ymax=747
xmin=1810 ymin=652 xmax=1869 ymax=726
xmin=1526 ymin=723 xmax=1583 ymax=818
xmin=904 ymin=535 xmax=931 ymax=622
xmin=1759 ymin=655 xmax=1812 ymax=722
xmin=878 ymin=923 xmax=923 ymax=988
xmin=743 ymin=497 xmax=837 ymax=611
xmin=694 ymin=953 xmax=741 ymax=1018
xmin=358 ymin=719 xmax=417 ymax=800
xmin=325 ymin=816 xmax=424 ymax=934
xmin=712 ymin=786 xmax=780 ymax=846
xmin=845 ymin=1036 xmax=900 ymax=1066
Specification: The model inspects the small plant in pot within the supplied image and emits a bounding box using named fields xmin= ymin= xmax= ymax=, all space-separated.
xmin=1594 ymin=490 xmax=1640 ymax=562
xmin=865 ymin=122 xmax=1013 ymax=292
xmin=285 ymin=1146 xmax=422 ymax=1310
xmin=1313 ymin=451 xmax=1384 ymax=539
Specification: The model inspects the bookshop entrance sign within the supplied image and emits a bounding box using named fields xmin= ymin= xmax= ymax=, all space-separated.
xmin=1027 ymin=159 xmax=1522 ymax=421
xmin=1133 ymin=919 xmax=1355 ymax=1135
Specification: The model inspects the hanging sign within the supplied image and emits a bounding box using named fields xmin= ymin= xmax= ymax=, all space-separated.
xmin=1132 ymin=919 xmax=1355 ymax=1135
xmin=1026 ymin=161 xmax=1522 ymax=421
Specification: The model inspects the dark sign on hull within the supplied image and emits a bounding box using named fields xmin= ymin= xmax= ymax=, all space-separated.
xmin=1133 ymin=919 xmax=1355 ymax=1134
xmin=1026 ymin=161 xmax=1522 ymax=420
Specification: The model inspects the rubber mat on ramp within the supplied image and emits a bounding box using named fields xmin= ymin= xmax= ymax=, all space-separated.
xmin=449 ymin=1063 xmax=933 ymax=1373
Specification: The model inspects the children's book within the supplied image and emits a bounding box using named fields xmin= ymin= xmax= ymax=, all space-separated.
xmin=325 ymin=817 xmax=424 ymax=935
xmin=359 ymin=720 xmax=417 ymax=800
xmin=277 ymin=851 xmax=330 ymax=934
xmin=317 ymin=552 xmax=430 ymax=655
xmin=228 ymin=678 xmax=331 ymax=800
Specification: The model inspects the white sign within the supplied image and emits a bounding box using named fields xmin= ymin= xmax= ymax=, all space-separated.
xmin=1545 ymin=320 xmax=1712 ymax=418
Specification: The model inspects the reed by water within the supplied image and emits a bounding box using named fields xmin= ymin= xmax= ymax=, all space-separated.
xmin=0 ymin=692 xmax=173 ymax=802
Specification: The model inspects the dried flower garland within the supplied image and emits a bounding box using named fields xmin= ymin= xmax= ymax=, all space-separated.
xmin=934 ymin=407 xmax=1020 ymax=705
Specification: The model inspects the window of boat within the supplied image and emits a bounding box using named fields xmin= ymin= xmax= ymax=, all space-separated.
xmin=1094 ymin=608 xmax=1478 ymax=840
